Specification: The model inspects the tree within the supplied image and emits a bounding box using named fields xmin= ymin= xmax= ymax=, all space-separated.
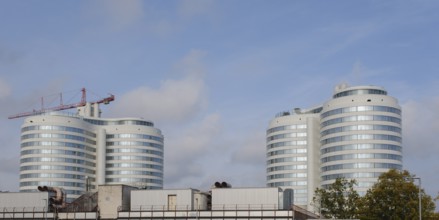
xmin=312 ymin=177 xmax=360 ymax=219
xmin=358 ymin=169 xmax=436 ymax=220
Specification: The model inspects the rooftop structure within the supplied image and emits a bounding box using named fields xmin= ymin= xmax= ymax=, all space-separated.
xmin=0 ymin=185 xmax=319 ymax=220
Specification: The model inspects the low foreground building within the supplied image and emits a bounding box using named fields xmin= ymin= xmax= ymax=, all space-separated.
xmin=1 ymin=184 xmax=319 ymax=219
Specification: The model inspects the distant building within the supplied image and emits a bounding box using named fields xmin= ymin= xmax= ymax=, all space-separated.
xmin=266 ymin=84 xmax=402 ymax=211
xmin=19 ymin=102 xmax=164 ymax=201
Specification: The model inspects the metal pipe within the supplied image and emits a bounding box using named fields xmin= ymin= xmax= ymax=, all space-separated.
xmin=42 ymin=199 xmax=47 ymax=220
xmin=406 ymin=178 xmax=422 ymax=220
xmin=416 ymin=178 xmax=422 ymax=220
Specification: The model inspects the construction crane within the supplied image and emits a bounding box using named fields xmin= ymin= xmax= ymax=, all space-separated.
xmin=8 ymin=88 xmax=115 ymax=119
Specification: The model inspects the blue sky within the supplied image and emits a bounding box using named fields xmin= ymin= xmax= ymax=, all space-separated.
xmin=0 ymin=0 xmax=438 ymax=207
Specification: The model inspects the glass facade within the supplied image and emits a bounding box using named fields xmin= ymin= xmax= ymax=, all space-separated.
xmin=332 ymin=88 xmax=387 ymax=98
xmin=266 ymin=122 xmax=309 ymax=203
xmin=267 ymin=85 xmax=403 ymax=211
xmin=266 ymin=110 xmax=321 ymax=211
xmin=320 ymin=86 xmax=402 ymax=194
xmin=19 ymin=110 xmax=164 ymax=201
xmin=20 ymin=123 xmax=96 ymax=201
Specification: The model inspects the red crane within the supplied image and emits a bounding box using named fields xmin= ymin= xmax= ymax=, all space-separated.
xmin=8 ymin=88 xmax=115 ymax=119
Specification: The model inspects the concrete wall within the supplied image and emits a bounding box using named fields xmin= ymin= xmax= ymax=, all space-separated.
xmin=131 ymin=189 xmax=202 ymax=211
xmin=0 ymin=192 xmax=48 ymax=211
xmin=98 ymin=185 xmax=135 ymax=219
xmin=211 ymin=187 xmax=291 ymax=210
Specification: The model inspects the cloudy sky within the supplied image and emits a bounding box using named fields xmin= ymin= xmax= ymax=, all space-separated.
xmin=1 ymin=0 xmax=438 ymax=207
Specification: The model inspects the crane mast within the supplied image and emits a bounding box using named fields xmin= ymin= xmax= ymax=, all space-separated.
xmin=8 ymin=88 xmax=114 ymax=119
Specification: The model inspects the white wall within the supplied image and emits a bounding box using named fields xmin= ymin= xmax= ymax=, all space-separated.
xmin=0 ymin=192 xmax=48 ymax=211
xmin=211 ymin=188 xmax=286 ymax=210
xmin=130 ymin=189 xmax=198 ymax=211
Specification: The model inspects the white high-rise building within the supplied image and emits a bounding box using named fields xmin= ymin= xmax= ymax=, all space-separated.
xmin=266 ymin=84 xmax=402 ymax=211
xmin=266 ymin=107 xmax=321 ymax=209
xmin=19 ymin=103 xmax=164 ymax=201
xmin=320 ymin=85 xmax=402 ymax=194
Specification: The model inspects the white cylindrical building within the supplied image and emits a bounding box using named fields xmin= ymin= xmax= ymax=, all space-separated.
xmin=267 ymin=84 xmax=403 ymax=211
xmin=104 ymin=118 xmax=164 ymax=190
xmin=266 ymin=107 xmax=321 ymax=210
xmin=19 ymin=104 xmax=164 ymax=201
xmin=320 ymin=85 xmax=402 ymax=194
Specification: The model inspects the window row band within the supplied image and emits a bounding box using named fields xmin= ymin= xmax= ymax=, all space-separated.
xmin=321 ymin=153 xmax=402 ymax=163
xmin=321 ymin=115 xmax=401 ymax=128
xmin=22 ymin=125 xmax=96 ymax=137
xmin=321 ymin=105 xmax=400 ymax=119
xmin=321 ymin=124 xmax=401 ymax=137
xmin=267 ymin=165 xmax=307 ymax=172
xmin=21 ymin=149 xmax=95 ymax=159
xmin=266 ymin=124 xmax=307 ymax=134
xmin=21 ymin=141 xmax=95 ymax=152
xmin=321 ymin=134 xmax=402 ymax=145
xmin=321 ymin=162 xmax=402 ymax=172
xmin=22 ymin=133 xmax=96 ymax=145
xmin=267 ymin=140 xmax=307 ymax=149
xmin=321 ymin=143 xmax=402 ymax=154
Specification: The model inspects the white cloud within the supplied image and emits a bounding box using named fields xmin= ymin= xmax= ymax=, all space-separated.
xmin=164 ymin=113 xmax=222 ymax=188
xmin=0 ymin=154 xmax=20 ymax=191
xmin=0 ymin=79 xmax=67 ymax=117
xmin=84 ymin=1 xmax=216 ymax=36
xmin=225 ymin=130 xmax=267 ymax=188
xmin=174 ymin=50 xmax=207 ymax=78
xmin=110 ymin=77 xmax=206 ymax=123
xmin=230 ymin=131 xmax=266 ymax=166
xmin=402 ymin=97 xmax=439 ymax=158
xmin=402 ymin=96 xmax=439 ymax=201
xmin=109 ymin=50 xmax=208 ymax=124
xmin=0 ymin=156 xmax=19 ymax=175
xmin=108 ymin=49 xmax=218 ymax=188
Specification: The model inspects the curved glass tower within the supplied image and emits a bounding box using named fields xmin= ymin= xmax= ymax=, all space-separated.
xmin=320 ymin=85 xmax=402 ymax=194
xmin=266 ymin=107 xmax=322 ymax=210
xmin=19 ymin=103 xmax=164 ymax=201
xmin=267 ymin=84 xmax=403 ymax=211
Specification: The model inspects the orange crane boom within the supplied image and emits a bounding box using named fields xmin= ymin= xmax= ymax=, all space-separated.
xmin=8 ymin=88 xmax=114 ymax=119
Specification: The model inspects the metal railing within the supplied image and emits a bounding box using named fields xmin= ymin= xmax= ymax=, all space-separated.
xmin=1 ymin=206 xmax=53 ymax=219
xmin=1 ymin=206 xmax=99 ymax=220
xmin=124 ymin=204 xmax=281 ymax=212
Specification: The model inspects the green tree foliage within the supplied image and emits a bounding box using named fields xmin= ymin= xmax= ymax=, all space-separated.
xmin=312 ymin=177 xmax=360 ymax=219
xmin=358 ymin=169 xmax=436 ymax=220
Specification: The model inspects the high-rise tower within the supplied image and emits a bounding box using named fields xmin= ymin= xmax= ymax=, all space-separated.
xmin=19 ymin=103 xmax=164 ymax=201
xmin=266 ymin=84 xmax=402 ymax=211
xmin=320 ymin=85 xmax=402 ymax=195
xmin=266 ymin=107 xmax=322 ymax=210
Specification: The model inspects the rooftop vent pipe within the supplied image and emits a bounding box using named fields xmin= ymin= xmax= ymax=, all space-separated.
xmin=213 ymin=181 xmax=232 ymax=188
xmin=38 ymin=186 xmax=67 ymax=209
